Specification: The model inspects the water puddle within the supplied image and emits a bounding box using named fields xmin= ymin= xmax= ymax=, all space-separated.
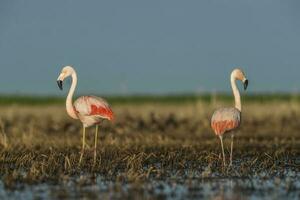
xmin=0 ymin=173 xmax=299 ymax=200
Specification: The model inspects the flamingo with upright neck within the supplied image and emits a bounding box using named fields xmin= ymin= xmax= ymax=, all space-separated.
xmin=57 ymin=66 xmax=114 ymax=165
xmin=211 ymin=68 xmax=248 ymax=166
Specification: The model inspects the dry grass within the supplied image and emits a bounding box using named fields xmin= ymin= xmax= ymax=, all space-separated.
xmin=0 ymin=100 xmax=299 ymax=188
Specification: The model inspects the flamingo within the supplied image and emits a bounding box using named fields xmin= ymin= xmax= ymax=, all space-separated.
xmin=211 ymin=68 xmax=248 ymax=167
xmin=57 ymin=66 xmax=114 ymax=165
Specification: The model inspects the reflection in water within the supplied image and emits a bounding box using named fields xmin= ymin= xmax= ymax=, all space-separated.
xmin=0 ymin=174 xmax=299 ymax=200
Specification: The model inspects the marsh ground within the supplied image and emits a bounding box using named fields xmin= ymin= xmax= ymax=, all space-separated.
xmin=0 ymin=98 xmax=299 ymax=199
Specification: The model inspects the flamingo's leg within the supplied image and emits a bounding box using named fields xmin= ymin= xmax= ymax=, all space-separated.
xmin=93 ymin=125 xmax=99 ymax=166
xmin=219 ymin=135 xmax=226 ymax=167
xmin=79 ymin=125 xmax=86 ymax=164
xmin=230 ymin=134 xmax=234 ymax=166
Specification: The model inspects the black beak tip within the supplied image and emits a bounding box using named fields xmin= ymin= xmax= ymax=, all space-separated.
xmin=57 ymin=80 xmax=63 ymax=90
xmin=244 ymin=79 xmax=248 ymax=90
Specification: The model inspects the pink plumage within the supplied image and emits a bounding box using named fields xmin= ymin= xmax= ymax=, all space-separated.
xmin=211 ymin=108 xmax=241 ymax=136
xmin=57 ymin=66 xmax=114 ymax=165
xmin=74 ymin=96 xmax=114 ymax=126
xmin=90 ymin=105 xmax=114 ymax=120
xmin=210 ymin=68 xmax=248 ymax=166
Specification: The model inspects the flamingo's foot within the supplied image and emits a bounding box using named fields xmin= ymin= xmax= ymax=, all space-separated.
xmin=84 ymin=148 xmax=96 ymax=154
xmin=78 ymin=149 xmax=85 ymax=166
xmin=93 ymin=148 xmax=97 ymax=166
xmin=221 ymin=160 xmax=227 ymax=170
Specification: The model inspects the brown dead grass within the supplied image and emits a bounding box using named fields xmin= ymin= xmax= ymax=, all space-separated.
xmin=0 ymin=101 xmax=299 ymax=188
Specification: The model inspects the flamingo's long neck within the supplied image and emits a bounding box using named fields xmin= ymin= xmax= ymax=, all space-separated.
xmin=66 ymin=72 xmax=78 ymax=119
xmin=231 ymin=74 xmax=242 ymax=111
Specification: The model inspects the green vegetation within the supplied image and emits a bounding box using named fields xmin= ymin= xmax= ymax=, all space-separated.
xmin=0 ymin=93 xmax=300 ymax=105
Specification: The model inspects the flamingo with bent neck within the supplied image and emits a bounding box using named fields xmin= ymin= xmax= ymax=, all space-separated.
xmin=57 ymin=66 xmax=114 ymax=165
xmin=211 ymin=68 xmax=248 ymax=167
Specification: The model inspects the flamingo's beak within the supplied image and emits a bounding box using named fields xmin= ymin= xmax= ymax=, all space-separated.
xmin=57 ymin=80 xmax=63 ymax=90
xmin=243 ymin=79 xmax=248 ymax=90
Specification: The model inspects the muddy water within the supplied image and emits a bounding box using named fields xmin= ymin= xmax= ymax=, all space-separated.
xmin=0 ymin=173 xmax=299 ymax=200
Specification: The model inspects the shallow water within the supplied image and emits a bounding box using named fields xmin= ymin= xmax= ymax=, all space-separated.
xmin=1 ymin=174 xmax=299 ymax=200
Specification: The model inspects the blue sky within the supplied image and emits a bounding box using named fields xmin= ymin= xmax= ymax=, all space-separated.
xmin=0 ymin=0 xmax=300 ymax=95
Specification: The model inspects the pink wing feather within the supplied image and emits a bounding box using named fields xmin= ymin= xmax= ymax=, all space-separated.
xmin=74 ymin=96 xmax=114 ymax=121
xmin=211 ymin=107 xmax=241 ymax=135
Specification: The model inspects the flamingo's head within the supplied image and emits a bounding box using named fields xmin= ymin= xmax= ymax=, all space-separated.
xmin=231 ymin=68 xmax=248 ymax=90
xmin=57 ymin=66 xmax=75 ymax=90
